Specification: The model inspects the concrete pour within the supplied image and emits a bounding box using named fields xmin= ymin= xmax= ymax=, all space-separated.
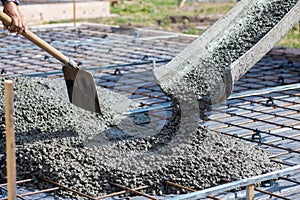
xmin=1 ymin=1 xmax=295 ymax=197
xmin=0 ymin=76 xmax=281 ymax=198
xmin=155 ymin=0 xmax=298 ymax=105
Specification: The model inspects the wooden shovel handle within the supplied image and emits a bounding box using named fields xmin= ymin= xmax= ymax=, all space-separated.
xmin=0 ymin=11 xmax=70 ymax=66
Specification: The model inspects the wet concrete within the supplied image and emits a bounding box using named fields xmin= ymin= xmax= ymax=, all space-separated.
xmin=155 ymin=0 xmax=298 ymax=105
xmin=0 ymin=77 xmax=281 ymax=198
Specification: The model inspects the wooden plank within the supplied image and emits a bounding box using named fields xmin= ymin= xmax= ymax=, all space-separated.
xmin=5 ymin=80 xmax=16 ymax=200
xmin=73 ymin=0 xmax=76 ymax=27
xmin=246 ymin=184 xmax=255 ymax=200
xmin=179 ymin=0 xmax=186 ymax=8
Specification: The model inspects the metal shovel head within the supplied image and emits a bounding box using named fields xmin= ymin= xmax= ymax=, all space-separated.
xmin=62 ymin=66 xmax=101 ymax=114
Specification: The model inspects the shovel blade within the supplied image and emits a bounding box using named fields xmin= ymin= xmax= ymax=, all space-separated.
xmin=63 ymin=66 xmax=101 ymax=114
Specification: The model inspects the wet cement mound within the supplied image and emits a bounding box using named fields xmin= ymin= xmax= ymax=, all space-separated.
xmin=0 ymin=77 xmax=281 ymax=198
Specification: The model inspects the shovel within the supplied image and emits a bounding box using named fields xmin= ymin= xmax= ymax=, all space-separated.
xmin=0 ymin=11 xmax=101 ymax=114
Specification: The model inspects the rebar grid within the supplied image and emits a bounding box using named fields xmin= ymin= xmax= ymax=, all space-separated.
xmin=206 ymin=92 xmax=300 ymax=148
xmin=201 ymin=82 xmax=300 ymax=198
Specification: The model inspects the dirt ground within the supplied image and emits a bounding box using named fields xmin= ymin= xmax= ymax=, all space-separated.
xmin=167 ymin=1 xmax=236 ymax=32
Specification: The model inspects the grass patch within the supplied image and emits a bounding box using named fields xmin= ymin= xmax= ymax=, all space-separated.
xmin=182 ymin=27 xmax=205 ymax=35
xmin=108 ymin=0 xmax=178 ymax=27
xmin=88 ymin=1 xmax=236 ymax=28
xmin=195 ymin=2 xmax=235 ymax=14
xmin=278 ymin=25 xmax=300 ymax=48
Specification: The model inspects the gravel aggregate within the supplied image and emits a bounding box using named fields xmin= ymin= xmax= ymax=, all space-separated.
xmin=0 ymin=76 xmax=281 ymax=198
